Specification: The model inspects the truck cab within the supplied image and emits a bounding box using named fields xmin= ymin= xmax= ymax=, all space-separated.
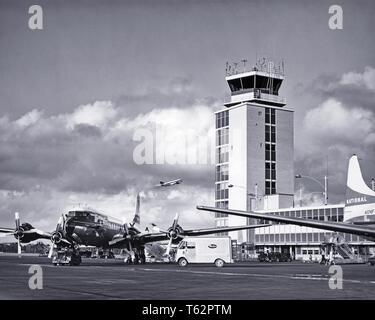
xmin=175 ymin=236 xmax=233 ymax=267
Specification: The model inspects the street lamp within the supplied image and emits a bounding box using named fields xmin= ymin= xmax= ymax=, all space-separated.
xmin=295 ymin=174 xmax=328 ymax=205
xmin=228 ymin=183 xmax=259 ymax=210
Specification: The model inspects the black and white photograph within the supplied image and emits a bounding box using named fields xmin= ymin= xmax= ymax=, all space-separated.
xmin=0 ymin=0 xmax=375 ymax=307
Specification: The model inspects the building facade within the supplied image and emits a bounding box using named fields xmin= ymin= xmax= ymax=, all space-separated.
xmin=253 ymin=204 xmax=374 ymax=260
xmin=214 ymin=59 xmax=374 ymax=260
xmin=215 ymin=59 xmax=294 ymax=243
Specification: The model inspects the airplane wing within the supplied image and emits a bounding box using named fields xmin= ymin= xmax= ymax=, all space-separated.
xmin=196 ymin=206 xmax=375 ymax=239
xmin=0 ymin=228 xmax=14 ymax=234
xmin=109 ymin=224 xmax=271 ymax=247
xmin=0 ymin=226 xmax=52 ymax=241
xmin=23 ymin=229 xmax=52 ymax=239
xmin=181 ymin=224 xmax=272 ymax=237
xmin=136 ymin=224 xmax=272 ymax=244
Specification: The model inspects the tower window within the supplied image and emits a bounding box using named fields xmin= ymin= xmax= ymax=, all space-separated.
xmin=216 ymin=111 xmax=229 ymax=129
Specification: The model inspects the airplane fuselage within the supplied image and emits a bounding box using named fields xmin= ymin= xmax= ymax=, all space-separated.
xmin=63 ymin=209 xmax=139 ymax=248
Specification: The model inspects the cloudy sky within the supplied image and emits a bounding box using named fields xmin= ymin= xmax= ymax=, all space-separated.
xmin=0 ymin=0 xmax=375 ymax=235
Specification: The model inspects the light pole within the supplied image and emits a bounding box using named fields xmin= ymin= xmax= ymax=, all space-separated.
xmin=228 ymin=184 xmax=259 ymax=210
xmin=295 ymin=174 xmax=328 ymax=205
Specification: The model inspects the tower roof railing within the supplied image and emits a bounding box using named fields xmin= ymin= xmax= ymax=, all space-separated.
xmin=225 ymin=57 xmax=285 ymax=77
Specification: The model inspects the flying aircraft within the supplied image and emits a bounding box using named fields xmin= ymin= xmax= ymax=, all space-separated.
xmin=197 ymin=155 xmax=375 ymax=241
xmin=156 ymin=179 xmax=183 ymax=187
xmin=0 ymin=194 xmax=270 ymax=265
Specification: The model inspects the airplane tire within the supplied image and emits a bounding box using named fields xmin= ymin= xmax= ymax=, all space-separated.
xmin=215 ymin=259 xmax=224 ymax=268
xmin=140 ymin=256 xmax=146 ymax=264
xmin=70 ymin=255 xmax=82 ymax=266
xmin=178 ymin=258 xmax=188 ymax=267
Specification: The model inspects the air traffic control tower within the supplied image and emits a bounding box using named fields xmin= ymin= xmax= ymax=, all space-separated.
xmin=215 ymin=58 xmax=294 ymax=245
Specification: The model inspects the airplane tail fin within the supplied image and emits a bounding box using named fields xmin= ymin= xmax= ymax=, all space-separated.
xmin=345 ymin=154 xmax=375 ymax=222
xmin=132 ymin=193 xmax=140 ymax=226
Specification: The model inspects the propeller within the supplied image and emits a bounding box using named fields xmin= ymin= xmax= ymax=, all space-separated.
xmin=123 ymin=223 xmax=133 ymax=252
xmin=13 ymin=212 xmax=22 ymax=257
xmin=2 ymin=212 xmax=53 ymax=257
xmin=48 ymin=214 xmax=65 ymax=259
xmin=166 ymin=213 xmax=180 ymax=256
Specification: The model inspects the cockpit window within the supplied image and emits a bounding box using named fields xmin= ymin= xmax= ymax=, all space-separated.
xmin=67 ymin=211 xmax=95 ymax=222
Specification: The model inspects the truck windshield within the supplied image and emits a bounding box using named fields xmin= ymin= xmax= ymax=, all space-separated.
xmin=178 ymin=241 xmax=186 ymax=249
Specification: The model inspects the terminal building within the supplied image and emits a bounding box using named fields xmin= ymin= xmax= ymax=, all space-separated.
xmin=214 ymin=58 xmax=374 ymax=260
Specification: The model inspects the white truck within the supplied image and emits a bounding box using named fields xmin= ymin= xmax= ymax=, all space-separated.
xmin=175 ymin=236 xmax=233 ymax=267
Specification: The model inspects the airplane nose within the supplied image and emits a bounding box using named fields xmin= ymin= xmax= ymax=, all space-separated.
xmin=64 ymin=220 xmax=75 ymax=236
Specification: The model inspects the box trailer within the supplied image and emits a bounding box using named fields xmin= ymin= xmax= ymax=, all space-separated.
xmin=175 ymin=236 xmax=233 ymax=267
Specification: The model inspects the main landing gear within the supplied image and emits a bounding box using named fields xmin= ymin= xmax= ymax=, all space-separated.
xmin=52 ymin=247 xmax=82 ymax=266
xmin=124 ymin=248 xmax=146 ymax=265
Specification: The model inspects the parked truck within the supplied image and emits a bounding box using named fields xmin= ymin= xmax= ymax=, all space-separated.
xmin=175 ymin=236 xmax=233 ymax=267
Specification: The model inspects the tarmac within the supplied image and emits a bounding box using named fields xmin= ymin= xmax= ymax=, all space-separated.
xmin=0 ymin=254 xmax=374 ymax=300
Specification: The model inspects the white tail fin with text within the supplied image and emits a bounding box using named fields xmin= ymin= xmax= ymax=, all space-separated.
xmin=345 ymin=155 xmax=375 ymax=223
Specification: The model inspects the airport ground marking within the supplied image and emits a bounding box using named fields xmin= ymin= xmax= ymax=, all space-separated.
xmin=138 ymin=267 xmax=375 ymax=285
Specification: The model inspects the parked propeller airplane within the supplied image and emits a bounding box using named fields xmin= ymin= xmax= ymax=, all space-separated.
xmin=197 ymin=155 xmax=375 ymax=241
xmin=0 ymin=194 xmax=270 ymax=265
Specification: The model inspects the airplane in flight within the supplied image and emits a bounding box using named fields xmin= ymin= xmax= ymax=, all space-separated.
xmin=156 ymin=179 xmax=183 ymax=187
xmin=0 ymin=194 xmax=270 ymax=266
xmin=197 ymin=155 xmax=375 ymax=241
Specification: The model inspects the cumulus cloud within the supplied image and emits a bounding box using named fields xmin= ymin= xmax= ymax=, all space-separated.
xmin=340 ymin=66 xmax=375 ymax=91
xmin=67 ymin=101 xmax=117 ymax=130
xmin=0 ymin=96 xmax=217 ymax=232
xmin=303 ymin=98 xmax=374 ymax=147
xmin=295 ymin=66 xmax=375 ymax=203
xmin=15 ymin=109 xmax=43 ymax=128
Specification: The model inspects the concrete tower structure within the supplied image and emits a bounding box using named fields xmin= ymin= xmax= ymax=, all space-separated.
xmin=215 ymin=58 xmax=294 ymax=245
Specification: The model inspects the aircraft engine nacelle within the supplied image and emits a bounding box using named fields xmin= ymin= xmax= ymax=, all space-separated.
xmin=51 ymin=231 xmax=63 ymax=244
xmin=16 ymin=223 xmax=39 ymax=243
xmin=167 ymin=225 xmax=183 ymax=240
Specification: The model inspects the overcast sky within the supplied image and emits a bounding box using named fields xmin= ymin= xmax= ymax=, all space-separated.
xmin=0 ymin=0 xmax=375 ymax=235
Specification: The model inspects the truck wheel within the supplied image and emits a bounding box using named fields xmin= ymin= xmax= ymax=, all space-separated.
xmin=178 ymin=258 xmax=188 ymax=267
xmin=215 ymin=259 xmax=224 ymax=268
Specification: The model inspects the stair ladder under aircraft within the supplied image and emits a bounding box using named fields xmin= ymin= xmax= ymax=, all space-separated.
xmin=323 ymin=234 xmax=365 ymax=264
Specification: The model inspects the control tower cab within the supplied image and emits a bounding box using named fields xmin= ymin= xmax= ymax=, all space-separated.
xmin=224 ymin=58 xmax=286 ymax=108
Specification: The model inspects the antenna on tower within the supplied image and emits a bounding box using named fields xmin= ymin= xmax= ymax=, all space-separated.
xmin=233 ymin=62 xmax=238 ymax=74
xmin=241 ymin=59 xmax=247 ymax=72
